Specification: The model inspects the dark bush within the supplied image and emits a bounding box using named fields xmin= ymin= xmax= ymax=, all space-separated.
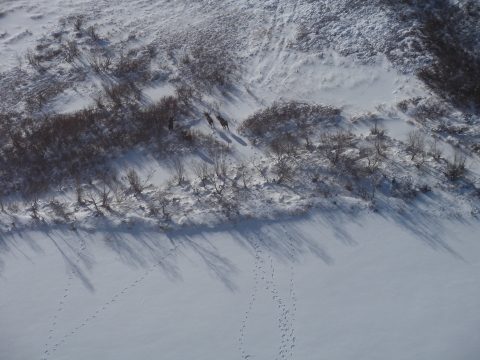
xmin=239 ymin=101 xmax=341 ymax=138
xmin=87 ymin=25 xmax=100 ymax=41
xmin=0 ymin=96 xmax=179 ymax=196
xmin=114 ymin=50 xmax=151 ymax=82
xmin=444 ymin=149 xmax=467 ymax=181
xmin=62 ymin=40 xmax=80 ymax=62
xmin=179 ymin=45 xmax=238 ymax=88
xmin=384 ymin=0 xmax=480 ymax=108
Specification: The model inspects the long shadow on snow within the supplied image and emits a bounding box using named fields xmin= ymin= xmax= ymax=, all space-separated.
xmin=0 ymin=206 xmax=473 ymax=287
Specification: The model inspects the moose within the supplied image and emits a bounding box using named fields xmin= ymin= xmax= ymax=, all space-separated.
xmin=204 ymin=112 xmax=214 ymax=128
xmin=216 ymin=114 xmax=229 ymax=131
xmin=168 ymin=116 xmax=174 ymax=132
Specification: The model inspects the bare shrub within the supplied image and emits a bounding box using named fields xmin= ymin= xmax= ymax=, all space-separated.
xmin=181 ymin=45 xmax=238 ymax=88
xmin=100 ymin=183 xmax=111 ymax=209
xmin=49 ymin=198 xmax=68 ymax=219
xmin=469 ymin=142 xmax=480 ymax=155
xmin=384 ymin=0 xmax=480 ymax=108
xmin=374 ymin=136 xmax=388 ymax=156
xmin=101 ymin=54 xmax=113 ymax=71
xmin=206 ymin=171 xmax=226 ymax=195
xmin=156 ymin=190 xmax=170 ymax=216
xmin=444 ymin=149 xmax=467 ymax=181
xmin=297 ymin=118 xmax=313 ymax=149
xmin=102 ymin=81 xmax=140 ymax=107
xmin=87 ymin=53 xmax=112 ymax=73
xmin=189 ymin=160 xmax=209 ymax=187
xmin=62 ymin=40 xmax=80 ymax=62
xmin=112 ymin=184 xmax=128 ymax=204
xmin=114 ymin=50 xmax=151 ymax=81
xmin=370 ymin=119 xmax=388 ymax=136
xmin=414 ymin=150 xmax=427 ymax=169
xmin=146 ymin=44 xmax=157 ymax=58
xmin=396 ymin=99 xmax=410 ymax=112
xmin=25 ymin=82 xmax=67 ymax=112
xmin=208 ymin=148 xmax=228 ymax=177
xmin=28 ymin=195 xmax=41 ymax=221
xmin=406 ymin=130 xmax=426 ymax=161
xmin=85 ymin=188 xmax=101 ymax=212
xmin=401 ymin=180 xmax=417 ymax=201
xmin=87 ymin=54 xmax=102 ymax=72
xmin=239 ymin=101 xmax=340 ymax=138
xmin=273 ymin=157 xmax=295 ymax=183
xmin=427 ymin=137 xmax=443 ymax=159
xmin=75 ymin=179 xmax=84 ymax=203
xmin=0 ymin=97 xmax=177 ymax=198
xmin=361 ymin=145 xmax=381 ymax=174
xmin=168 ymin=156 xmax=186 ymax=185
xmin=87 ymin=25 xmax=100 ymax=41
xmin=73 ymin=16 xmax=84 ymax=31
xmin=391 ymin=178 xmax=417 ymax=200
xmin=349 ymin=111 xmax=376 ymax=124
xmin=250 ymin=155 xmax=265 ymax=177
xmin=236 ymin=161 xmax=249 ymax=188
xmin=268 ymin=133 xmax=300 ymax=159
xmin=318 ymin=130 xmax=354 ymax=165
xmin=175 ymin=84 xmax=200 ymax=108
xmin=411 ymin=100 xmax=449 ymax=123
xmin=126 ymin=168 xmax=152 ymax=193
xmin=26 ymin=48 xmax=41 ymax=67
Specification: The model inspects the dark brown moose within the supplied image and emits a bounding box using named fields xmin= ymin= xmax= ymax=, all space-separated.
xmin=216 ymin=114 xmax=229 ymax=131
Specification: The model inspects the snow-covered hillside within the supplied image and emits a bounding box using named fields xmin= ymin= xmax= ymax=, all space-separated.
xmin=1 ymin=0 xmax=480 ymax=359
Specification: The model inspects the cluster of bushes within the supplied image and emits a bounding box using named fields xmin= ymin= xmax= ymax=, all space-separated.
xmin=239 ymin=101 xmax=341 ymax=138
xmin=383 ymin=0 xmax=480 ymax=108
xmin=190 ymin=45 xmax=238 ymax=86
xmin=239 ymin=101 xmax=392 ymax=196
xmin=0 ymin=96 xmax=178 ymax=196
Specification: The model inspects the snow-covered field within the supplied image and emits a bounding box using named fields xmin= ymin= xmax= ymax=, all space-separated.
xmin=1 ymin=0 xmax=480 ymax=358
xmin=2 ymin=212 xmax=480 ymax=360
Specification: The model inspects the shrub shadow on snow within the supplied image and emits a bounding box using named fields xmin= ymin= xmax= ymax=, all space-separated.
xmin=43 ymin=227 xmax=98 ymax=291
xmin=370 ymin=194 xmax=468 ymax=260
xmin=171 ymin=233 xmax=239 ymax=292
xmin=196 ymin=150 xmax=214 ymax=164
xmin=92 ymin=227 xmax=240 ymax=291
xmin=381 ymin=210 xmax=466 ymax=260
xmin=102 ymin=230 xmax=183 ymax=282
xmin=0 ymin=230 xmax=46 ymax=277
xmin=228 ymin=218 xmax=334 ymax=266
xmin=0 ymin=205 xmax=472 ymax=291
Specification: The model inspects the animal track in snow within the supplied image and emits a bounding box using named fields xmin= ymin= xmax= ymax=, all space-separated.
xmin=43 ymin=232 xmax=90 ymax=357
xmin=239 ymin=224 xmax=297 ymax=360
xmin=239 ymin=238 xmax=262 ymax=359
xmin=48 ymin=242 xmax=181 ymax=354
xmin=280 ymin=224 xmax=297 ymax=359
xmin=264 ymin=227 xmax=296 ymax=360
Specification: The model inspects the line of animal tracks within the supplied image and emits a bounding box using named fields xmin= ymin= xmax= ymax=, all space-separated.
xmin=40 ymin=235 xmax=182 ymax=360
xmin=239 ymin=224 xmax=297 ymax=360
